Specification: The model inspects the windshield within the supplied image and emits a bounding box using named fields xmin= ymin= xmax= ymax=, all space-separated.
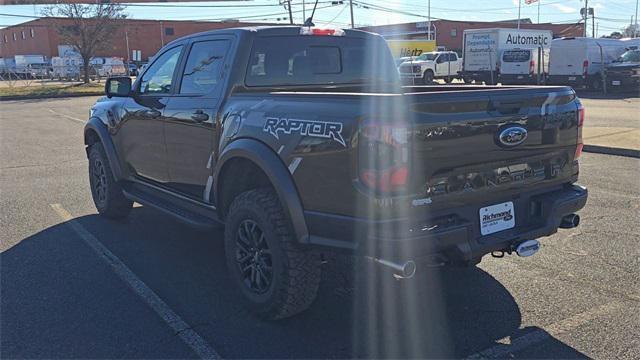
xmin=416 ymin=53 xmax=438 ymax=61
xmin=246 ymin=35 xmax=399 ymax=87
xmin=618 ymin=50 xmax=640 ymax=63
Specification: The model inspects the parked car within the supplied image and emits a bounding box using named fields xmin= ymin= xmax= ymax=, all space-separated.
xmin=85 ymin=26 xmax=587 ymax=319
xmin=499 ymin=48 xmax=548 ymax=85
xmin=126 ymin=62 xmax=138 ymax=76
xmin=547 ymin=37 xmax=640 ymax=90
xmin=398 ymin=51 xmax=462 ymax=83
xmin=605 ymin=49 xmax=640 ymax=92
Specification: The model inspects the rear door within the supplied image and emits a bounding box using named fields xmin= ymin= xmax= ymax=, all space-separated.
xmin=163 ymin=36 xmax=232 ymax=201
xmin=550 ymin=40 xmax=584 ymax=76
xmin=500 ymin=49 xmax=530 ymax=75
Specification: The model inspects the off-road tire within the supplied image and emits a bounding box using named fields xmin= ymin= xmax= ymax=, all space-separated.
xmin=88 ymin=143 xmax=133 ymax=219
xmin=224 ymin=188 xmax=321 ymax=320
xmin=422 ymin=70 xmax=434 ymax=84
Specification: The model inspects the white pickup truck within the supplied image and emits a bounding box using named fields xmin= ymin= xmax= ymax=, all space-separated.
xmin=398 ymin=51 xmax=462 ymax=84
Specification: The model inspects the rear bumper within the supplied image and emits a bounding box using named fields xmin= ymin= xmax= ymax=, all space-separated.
xmin=547 ymin=75 xmax=587 ymax=88
xmin=499 ymin=73 xmax=537 ymax=84
xmin=607 ymin=74 xmax=640 ymax=91
xmin=306 ymin=184 xmax=588 ymax=264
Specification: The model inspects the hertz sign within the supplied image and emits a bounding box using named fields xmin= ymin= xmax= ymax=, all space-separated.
xmin=386 ymin=40 xmax=437 ymax=59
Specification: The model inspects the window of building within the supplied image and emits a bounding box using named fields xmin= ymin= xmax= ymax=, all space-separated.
xmin=180 ymin=40 xmax=230 ymax=95
xmin=165 ymin=27 xmax=174 ymax=36
xmin=450 ymin=28 xmax=457 ymax=37
xmin=30 ymin=28 xmax=35 ymax=38
xmin=13 ymin=33 xmax=16 ymax=41
xmin=21 ymin=31 xmax=25 ymax=39
xmin=3 ymin=35 xmax=7 ymax=43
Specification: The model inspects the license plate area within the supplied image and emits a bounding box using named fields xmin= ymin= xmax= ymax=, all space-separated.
xmin=612 ymin=80 xmax=621 ymax=86
xmin=568 ymin=76 xmax=577 ymax=81
xmin=480 ymin=201 xmax=515 ymax=236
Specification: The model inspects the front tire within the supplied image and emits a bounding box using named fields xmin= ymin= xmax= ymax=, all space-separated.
xmin=88 ymin=143 xmax=133 ymax=219
xmin=422 ymin=70 xmax=434 ymax=84
xmin=224 ymin=189 xmax=321 ymax=320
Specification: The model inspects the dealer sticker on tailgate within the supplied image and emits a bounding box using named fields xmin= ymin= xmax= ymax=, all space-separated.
xmin=480 ymin=201 xmax=515 ymax=236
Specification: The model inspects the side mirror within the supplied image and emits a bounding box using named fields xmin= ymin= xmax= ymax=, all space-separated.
xmin=105 ymin=76 xmax=132 ymax=98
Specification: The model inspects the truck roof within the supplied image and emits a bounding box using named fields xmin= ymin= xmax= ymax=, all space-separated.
xmin=166 ymin=25 xmax=377 ymax=45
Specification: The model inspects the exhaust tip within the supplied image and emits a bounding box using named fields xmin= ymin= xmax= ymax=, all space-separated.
xmin=560 ymin=214 xmax=581 ymax=229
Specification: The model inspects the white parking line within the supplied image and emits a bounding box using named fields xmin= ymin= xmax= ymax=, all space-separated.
xmin=49 ymin=203 xmax=220 ymax=359
xmin=467 ymin=301 xmax=622 ymax=359
xmin=48 ymin=109 xmax=85 ymax=124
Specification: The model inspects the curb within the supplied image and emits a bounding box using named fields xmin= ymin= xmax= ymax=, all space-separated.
xmin=0 ymin=92 xmax=103 ymax=101
xmin=583 ymin=145 xmax=640 ymax=159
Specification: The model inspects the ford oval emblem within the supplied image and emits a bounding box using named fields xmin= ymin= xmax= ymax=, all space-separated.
xmin=498 ymin=126 xmax=528 ymax=147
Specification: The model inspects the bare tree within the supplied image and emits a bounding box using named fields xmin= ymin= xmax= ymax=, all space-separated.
xmin=43 ymin=3 xmax=126 ymax=84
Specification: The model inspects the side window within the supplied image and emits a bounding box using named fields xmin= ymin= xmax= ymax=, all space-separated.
xmin=139 ymin=46 xmax=182 ymax=95
xmin=436 ymin=55 xmax=446 ymax=64
xmin=179 ymin=40 xmax=230 ymax=95
xmin=449 ymin=53 xmax=458 ymax=62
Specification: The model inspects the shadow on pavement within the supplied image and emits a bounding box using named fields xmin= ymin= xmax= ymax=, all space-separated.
xmin=1 ymin=206 xmax=588 ymax=359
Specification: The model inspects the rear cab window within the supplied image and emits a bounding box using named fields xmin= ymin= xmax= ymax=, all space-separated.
xmin=245 ymin=35 xmax=398 ymax=87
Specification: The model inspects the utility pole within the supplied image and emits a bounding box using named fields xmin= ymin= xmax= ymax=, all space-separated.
xmin=349 ymin=0 xmax=354 ymax=28
xmin=592 ymin=9 xmax=595 ymax=38
xmin=302 ymin=0 xmax=306 ymax=22
xmin=633 ymin=0 xmax=640 ymax=37
xmin=287 ymin=0 xmax=293 ymax=24
xmin=583 ymin=0 xmax=588 ymax=37
xmin=517 ymin=0 xmax=521 ymax=29
xmin=538 ymin=0 xmax=541 ymax=24
xmin=428 ymin=0 xmax=431 ymax=40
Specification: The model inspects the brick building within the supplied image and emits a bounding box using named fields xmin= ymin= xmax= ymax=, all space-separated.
xmin=0 ymin=17 xmax=263 ymax=61
xmin=359 ymin=19 xmax=585 ymax=53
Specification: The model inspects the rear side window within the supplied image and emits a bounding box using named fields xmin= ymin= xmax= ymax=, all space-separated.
xmin=245 ymin=35 xmax=398 ymax=87
xmin=180 ymin=40 xmax=229 ymax=95
xmin=503 ymin=50 xmax=531 ymax=63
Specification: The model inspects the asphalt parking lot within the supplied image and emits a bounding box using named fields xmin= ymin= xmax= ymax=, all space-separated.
xmin=1 ymin=95 xmax=639 ymax=359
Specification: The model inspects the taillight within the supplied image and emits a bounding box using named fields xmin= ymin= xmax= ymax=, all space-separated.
xmin=360 ymin=165 xmax=409 ymax=193
xmin=299 ymin=27 xmax=345 ymax=36
xmin=582 ymin=60 xmax=589 ymax=77
xmin=529 ymin=59 xmax=536 ymax=74
xmin=575 ymin=143 xmax=584 ymax=159
xmin=358 ymin=122 xmax=410 ymax=194
xmin=576 ymin=104 xmax=585 ymax=159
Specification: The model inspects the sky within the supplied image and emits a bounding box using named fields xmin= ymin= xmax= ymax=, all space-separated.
xmin=0 ymin=0 xmax=637 ymax=37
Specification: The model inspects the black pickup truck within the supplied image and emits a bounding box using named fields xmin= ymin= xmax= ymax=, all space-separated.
xmin=85 ymin=26 xmax=587 ymax=319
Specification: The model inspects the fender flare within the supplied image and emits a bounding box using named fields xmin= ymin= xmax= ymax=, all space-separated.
xmin=214 ymin=138 xmax=309 ymax=244
xmin=84 ymin=117 xmax=123 ymax=181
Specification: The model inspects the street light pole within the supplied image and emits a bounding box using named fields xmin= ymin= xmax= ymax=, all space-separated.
xmin=427 ymin=0 xmax=431 ymax=40
xmin=635 ymin=0 xmax=639 ymax=37
xmin=517 ymin=0 xmax=521 ymax=29
xmin=349 ymin=0 xmax=355 ymax=28
xmin=583 ymin=0 xmax=588 ymax=37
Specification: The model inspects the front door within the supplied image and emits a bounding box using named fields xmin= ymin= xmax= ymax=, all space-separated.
xmin=163 ymin=38 xmax=231 ymax=201
xmin=118 ymin=45 xmax=184 ymax=183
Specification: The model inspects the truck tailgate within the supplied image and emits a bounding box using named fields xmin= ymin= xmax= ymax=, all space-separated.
xmin=355 ymin=86 xmax=581 ymax=211
xmin=408 ymin=87 xmax=580 ymax=205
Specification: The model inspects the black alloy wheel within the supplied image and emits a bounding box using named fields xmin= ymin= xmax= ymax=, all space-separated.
xmin=235 ymin=219 xmax=273 ymax=294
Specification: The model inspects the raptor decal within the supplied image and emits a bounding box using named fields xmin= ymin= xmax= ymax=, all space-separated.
xmin=263 ymin=117 xmax=346 ymax=147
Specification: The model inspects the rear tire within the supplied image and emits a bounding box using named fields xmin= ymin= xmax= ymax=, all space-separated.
xmin=589 ymin=77 xmax=602 ymax=91
xmin=88 ymin=143 xmax=133 ymax=219
xmin=224 ymin=188 xmax=321 ymax=320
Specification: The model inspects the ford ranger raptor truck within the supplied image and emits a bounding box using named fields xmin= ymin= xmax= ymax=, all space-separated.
xmin=84 ymin=26 xmax=588 ymax=319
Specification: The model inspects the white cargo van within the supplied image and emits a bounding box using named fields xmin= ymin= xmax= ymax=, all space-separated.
xmin=461 ymin=28 xmax=552 ymax=85
xmin=499 ymin=48 xmax=549 ymax=84
xmin=548 ymin=37 xmax=640 ymax=90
